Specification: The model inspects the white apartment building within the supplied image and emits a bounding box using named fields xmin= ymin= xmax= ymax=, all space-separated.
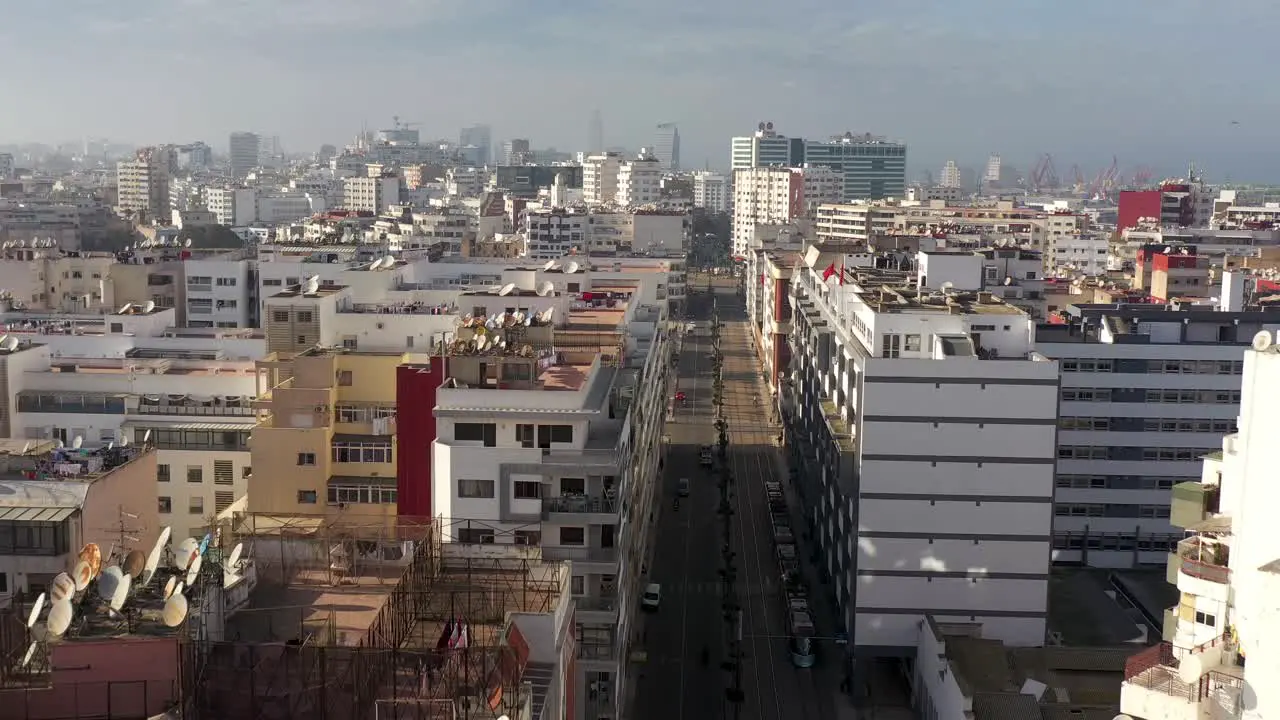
xmin=582 ymin=153 xmax=623 ymax=205
xmin=585 ymin=209 xmax=689 ymax=256
xmin=431 ymin=277 xmax=671 ymax=720
xmin=257 ymin=190 xmax=323 ymax=224
xmin=521 ymin=208 xmax=588 ymax=259
xmin=692 ymin=172 xmax=730 ymax=214
xmin=185 ymin=257 xmax=252 ymax=328
xmin=203 ymin=187 xmax=257 ymax=227
xmin=940 ymin=161 xmax=961 ymax=188
xmin=730 ymin=124 xmax=803 ymax=169
xmin=918 ymin=247 xmax=1047 ymax=319
xmin=343 ymin=175 xmax=400 ymax=213
xmin=0 ymin=252 xmax=116 ymax=313
xmin=815 ymin=201 xmax=1084 ymax=253
xmin=447 ymin=167 xmax=486 ymax=197
xmin=1047 ymin=233 xmax=1109 ymax=275
xmin=615 ymin=152 xmax=662 ymax=207
xmin=116 ymin=147 xmax=172 ymax=224
xmin=785 ymin=248 xmax=1057 ymax=677
xmin=732 ymin=166 xmax=841 ymax=257
xmin=1034 ymin=304 xmax=1280 ymax=569
xmin=1120 ymin=337 xmax=1280 ymax=720
xmin=10 ymin=323 xmax=257 ymax=555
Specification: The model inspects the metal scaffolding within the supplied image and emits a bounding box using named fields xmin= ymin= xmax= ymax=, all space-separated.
xmin=181 ymin=512 xmax=566 ymax=720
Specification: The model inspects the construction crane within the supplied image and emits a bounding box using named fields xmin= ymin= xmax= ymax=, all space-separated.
xmin=1070 ymin=165 xmax=1086 ymax=194
xmin=391 ymin=115 xmax=423 ymax=130
xmin=1030 ymin=153 xmax=1059 ymax=190
xmin=1087 ymin=156 xmax=1119 ymax=200
xmin=1131 ymin=166 xmax=1154 ymax=186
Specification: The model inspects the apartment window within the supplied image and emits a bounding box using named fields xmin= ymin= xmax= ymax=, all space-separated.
xmin=514 ymin=481 xmax=541 ymax=499
xmin=1195 ymin=611 xmax=1217 ymax=626
xmin=455 ymin=423 xmax=497 ymax=446
xmin=536 ymin=424 xmax=573 ymax=448
xmin=514 ymin=530 xmax=541 ymax=546
xmin=903 ymin=334 xmax=921 ymax=352
xmin=187 ymin=465 xmax=203 ymax=483
xmin=214 ymin=491 xmax=235 ymax=513
xmin=213 ymin=460 xmax=234 ymax=485
xmin=337 ymin=370 xmax=353 ymax=386
xmin=516 ymin=424 xmax=535 ymax=448
xmin=880 ymin=334 xmax=901 ymax=359
xmin=297 ymin=490 xmax=318 ymax=504
xmin=263 ymin=279 xmax=283 ymax=287
xmin=216 ymin=277 xmax=237 ymax=286
xmin=457 ymin=528 xmax=495 ymax=544
xmin=158 ymin=497 xmax=172 ymax=514
xmin=297 ymin=452 xmax=316 ymax=466
xmin=332 ymin=441 xmax=392 ymax=463
xmin=458 ymin=479 xmax=496 ymax=498
xmin=559 ymin=527 xmax=586 ymax=546
xmin=157 ymin=464 xmax=171 ymax=483
xmin=242 ymin=466 xmax=252 ymax=478
xmin=296 ymin=311 xmax=313 ymax=323
xmin=571 ymin=575 xmax=585 ymax=595
xmin=189 ymin=497 xmax=204 ymax=515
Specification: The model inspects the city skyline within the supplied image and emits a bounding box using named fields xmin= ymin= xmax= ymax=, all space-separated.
xmin=1 ymin=1 xmax=1277 ymax=180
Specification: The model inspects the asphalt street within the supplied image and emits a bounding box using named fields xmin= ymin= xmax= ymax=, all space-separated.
xmin=633 ymin=276 xmax=843 ymax=720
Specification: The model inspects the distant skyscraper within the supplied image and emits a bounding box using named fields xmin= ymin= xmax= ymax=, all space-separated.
xmin=502 ymin=138 xmax=532 ymax=165
xmin=730 ymin=122 xmax=806 ymax=170
xmin=985 ymin=154 xmax=1002 ymax=183
xmin=229 ymin=131 xmax=260 ymax=181
xmin=940 ymin=160 xmax=961 ymax=188
xmin=654 ymin=123 xmax=680 ymax=171
xmin=459 ymin=125 xmax=492 ymax=166
xmin=589 ymin=110 xmax=604 ymax=154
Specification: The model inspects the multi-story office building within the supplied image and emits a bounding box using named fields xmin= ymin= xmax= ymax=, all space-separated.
xmin=342 ymin=175 xmax=400 ymax=213
xmin=583 ymin=153 xmax=624 ymax=205
xmin=203 ymin=187 xmax=257 ymax=227
xmin=692 ymin=172 xmax=730 ymax=214
xmin=804 ymin=133 xmax=907 ymax=201
xmin=501 ymin=138 xmax=532 ymax=165
xmin=228 ymin=131 xmax=260 ymax=181
xmin=615 ymin=151 xmax=663 ymax=207
xmin=1120 ymin=336 xmax=1280 ymax=720
xmin=653 ymin=123 xmax=680 ymax=171
xmin=785 ymin=248 xmax=1059 ymax=674
xmin=940 ymin=161 xmax=961 ymax=188
xmin=116 ymin=147 xmax=173 ymax=224
xmin=730 ymin=122 xmax=806 ymax=169
xmin=732 ymin=166 xmax=840 ymax=257
xmin=1034 ymin=300 xmax=1280 ymax=568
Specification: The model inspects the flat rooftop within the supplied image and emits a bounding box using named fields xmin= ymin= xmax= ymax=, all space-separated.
xmin=847 ymin=285 xmax=1025 ymax=316
xmin=1048 ymin=568 xmax=1170 ymax=647
xmin=228 ymin=564 xmax=401 ymax=645
xmin=32 ymin=358 xmax=257 ymax=376
xmin=0 ymin=442 xmax=150 ymax=485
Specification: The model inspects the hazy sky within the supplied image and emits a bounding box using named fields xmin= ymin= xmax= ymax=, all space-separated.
xmin=2 ymin=0 xmax=1277 ymax=180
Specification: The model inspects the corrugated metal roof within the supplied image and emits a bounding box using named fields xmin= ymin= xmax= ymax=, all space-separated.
xmin=121 ymin=419 xmax=254 ymax=432
xmin=0 ymin=506 xmax=76 ymax=522
xmin=972 ymin=692 xmax=1042 ymax=720
xmin=0 ymin=480 xmax=89 ymax=510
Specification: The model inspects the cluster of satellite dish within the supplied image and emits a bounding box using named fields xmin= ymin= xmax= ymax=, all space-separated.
xmin=542 ymin=259 xmax=581 ymax=275
xmin=116 ymin=300 xmax=158 ymax=315
xmin=130 ymin=238 xmax=193 ymax=250
xmin=18 ymin=527 xmax=246 ymax=669
xmin=1 ymin=239 xmax=58 ymax=249
xmin=366 ymin=255 xmax=397 ymax=271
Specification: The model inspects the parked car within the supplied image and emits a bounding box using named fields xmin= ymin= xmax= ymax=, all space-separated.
xmin=641 ymin=583 xmax=662 ymax=610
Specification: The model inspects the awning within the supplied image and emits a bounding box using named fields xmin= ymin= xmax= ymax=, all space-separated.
xmin=0 ymin=506 xmax=77 ymax=523
xmin=331 ymin=434 xmax=392 ymax=444
xmin=121 ymin=419 xmax=255 ymax=432
xmin=328 ymin=475 xmax=397 ymax=488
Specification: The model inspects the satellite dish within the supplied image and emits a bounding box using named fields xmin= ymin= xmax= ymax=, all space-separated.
xmin=1252 ymin=330 xmax=1273 ymax=352
xmin=143 ymin=300 xmax=156 ymax=313
xmin=72 ymin=435 xmax=83 ymax=450
xmin=46 ymin=600 xmax=73 ymax=636
xmin=940 ymin=281 xmax=955 ymax=293
xmin=143 ymin=429 xmax=152 ymax=443
xmin=108 ymin=573 xmax=132 ymax=612
xmin=184 ymin=238 xmax=193 ymax=248
xmin=3 ymin=336 xmax=17 ymax=352
xmin=72 ymin=560 xmax=93 ymax=591
xmin=185 ymin=554 xmax=203 ymax=586
xmin=227 ymin=542 xmax=243 ymax=570
xmin=176 ymin=538 xmax=199 ymax=570
xmin=1003 ymin=276 xmax=1013 ymax=286
xmin=565 ymin=261 xmax=580 ymax=274
xmin=523 ymin=314 xmax=532 ymax=327
xmin=304 ymin=276 xmax=321 ymax=294
xmin=499 ymin=282 xmax=516 ymax=297
xmin=20 ymin=441 xmax=29 ymax=454
xmin=106 ymin=441 xmax=114 ymax=450
xmin=476 ymin=335 xmax=490 ymax=352
xmin=97 ymin=566 xmax=124 ymax=602
xmin=162 ymin=593 xmax=188 ymax=627
xmin=141 ymin=526 xmax=171 ymax=586
xmin=20 ymin=642 xmax=37 ymax=668
xmin=78 ymin=544 xmax=102 ymax=579
xmin=124 ymin=549 xmax=146 ymax=577
xmin=0 ymin=335 xmax=8 ymax=347
xmin=544 ymin=307 xmax=556 ymax=322
xmin=117 ymin=302 xmax=133 ymax=314
xmin=542 ymin=260 xmax=555 ymax=271
xmin=163 ymin=576 xmax=178 ymax=600
xmin=536 ymin=281 xmax=554 ymax=297
xmin=50 ymin=573 xmax=76 ymax=603
xmin=26 ymin=593 xmax=45 ymax=628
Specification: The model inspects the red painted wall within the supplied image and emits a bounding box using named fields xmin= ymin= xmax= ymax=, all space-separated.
xmin=788 ymin=171 xmax=804 ymax=218
xmin=1117 ymin=190 xmax=1162 ymax=230
xmin=396 ymin=360 xmax=446 ymax=517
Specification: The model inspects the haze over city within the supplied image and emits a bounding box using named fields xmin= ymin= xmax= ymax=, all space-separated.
xmin=2 ymin=0 xmax=1278 ymax=179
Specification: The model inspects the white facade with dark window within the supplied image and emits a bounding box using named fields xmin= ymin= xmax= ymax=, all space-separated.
xmin=1035 ymin=306 xmax=1280 ymax=568
xmin=784 ymin=247 xmax=1058 ymax=677
xmin=184 ymin=257 xmax=252 ymax=328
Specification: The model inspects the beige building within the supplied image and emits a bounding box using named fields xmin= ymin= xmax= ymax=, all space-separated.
xmin=116 ymin=147 xmax=173 ymax=225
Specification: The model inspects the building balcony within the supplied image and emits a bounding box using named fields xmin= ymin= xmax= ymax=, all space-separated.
xmin=1120 ymin=637 xmax=1245 ymax=720
xmin=576 ymin=593 xmax=620 ymax=623
xmin=135 ymin=403 xmax=255 ymax=417
xmin=577 ymin=636 xmax=619 ymax=662
xmin=1170 ymin=482 xmax=1219 ymax=529
xmin=542 ymin=545 xmax=618 ymax=567
xmin=1176 ymin=537 xmax=1231 ymax=586
xmin=543 ymin=495 xmax=619 ymax=523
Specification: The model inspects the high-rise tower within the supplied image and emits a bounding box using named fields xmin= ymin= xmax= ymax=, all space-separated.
xmin=589 ymin=110 xmax=604 ymax=155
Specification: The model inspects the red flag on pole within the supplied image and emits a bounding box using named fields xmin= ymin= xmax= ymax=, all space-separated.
xmin=839 ymin=264 xmax=845 ymax=285
xmin=822 ymin=263 xmax=836 ymax=282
